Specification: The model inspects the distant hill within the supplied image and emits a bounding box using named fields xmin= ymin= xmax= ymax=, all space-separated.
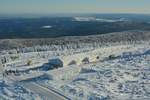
xmin=0 ymin=30 xmax=149 ymax=50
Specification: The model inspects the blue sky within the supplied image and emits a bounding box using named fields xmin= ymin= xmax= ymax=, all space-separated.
xmin=0 ymin=0 xmax=149 ymax=14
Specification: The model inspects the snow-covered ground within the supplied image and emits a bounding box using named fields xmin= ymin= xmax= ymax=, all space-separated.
xmin=41 ymin=25 xmax=52 ymax=29
xmin=43 ymin=42 xmax=150 ymax=100
xmin=0 ymin=41 xmax=150 ymax=100
xmin=73 ymin=17 xmax=128 ymax=22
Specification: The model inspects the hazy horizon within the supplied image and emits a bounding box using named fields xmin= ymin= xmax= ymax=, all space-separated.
xmin=0 ymin=13 xmax=150 ymax=18
xmin=0 ymin=0 xmax=150 ymax=15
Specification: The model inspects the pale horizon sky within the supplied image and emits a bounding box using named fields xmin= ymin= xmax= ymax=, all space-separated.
xmin=0 ymin=0 xmax=150 ymax=14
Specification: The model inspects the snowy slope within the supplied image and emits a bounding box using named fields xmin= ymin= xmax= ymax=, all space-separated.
xmin=0 ymin=39 xmax=150 ymax=100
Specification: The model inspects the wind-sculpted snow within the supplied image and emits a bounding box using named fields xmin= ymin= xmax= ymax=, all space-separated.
xmin=59 ymin=51 xmax=150 ymax=100
xmin=0 ymin=39 xmax=150 ymax=99
xmin=42 ymin=43 xmax=150 ymax=100
xmin=0 ymin=81 xmax=43 ymax=100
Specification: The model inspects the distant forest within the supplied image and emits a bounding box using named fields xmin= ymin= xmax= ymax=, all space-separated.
xmin=0 ymin=14 xmax=150 ymax=39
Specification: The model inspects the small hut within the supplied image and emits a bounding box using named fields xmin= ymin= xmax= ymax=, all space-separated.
xmin=48 ymin=58 xmax=63 ymax=68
